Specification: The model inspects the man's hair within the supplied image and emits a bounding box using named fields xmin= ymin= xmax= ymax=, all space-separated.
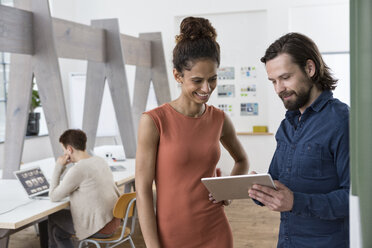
xmin=59 ymin=129 xmax=87 ymax=151
xmin=261 ymin=32 xmax=337 ymax=91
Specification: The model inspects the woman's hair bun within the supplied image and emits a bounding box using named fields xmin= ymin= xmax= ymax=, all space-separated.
xmin=175 ymin=17 xmax=217 ymax=43
xmin=173 ymin=16 xmax=220 ymax=72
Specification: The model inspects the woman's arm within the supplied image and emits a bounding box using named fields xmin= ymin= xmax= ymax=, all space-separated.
xmin=220 ymin=114 xmax=249 ymax=176
xmin=135 ymin=113 xmax=162 ymax=248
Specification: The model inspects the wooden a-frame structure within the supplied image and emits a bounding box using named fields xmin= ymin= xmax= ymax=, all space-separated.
xmin=0 ymin=0 xmax=170 ymax=179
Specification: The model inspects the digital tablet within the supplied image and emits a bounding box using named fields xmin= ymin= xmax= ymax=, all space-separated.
xmin=201 ymin=174 xmax=276 ymax=201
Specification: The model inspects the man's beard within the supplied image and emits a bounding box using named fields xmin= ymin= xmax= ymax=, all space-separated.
xmin=279 ymin=84 xmax=313 ymax=111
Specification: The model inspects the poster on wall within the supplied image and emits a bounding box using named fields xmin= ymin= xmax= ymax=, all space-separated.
xmin=218 ymin=104 xmax=234 ymax=116
xmin=218 ymin=85 xmax=235 ymax=98
xmin=240 ymin=102 xmax=258 ymax=116
xmin=240 ymin=83 xmax=256 ymax=97
xmin=217 ymin=67 xmax=235 ymax=80
xmin=240 ymin=66 xmax=257 ymax=80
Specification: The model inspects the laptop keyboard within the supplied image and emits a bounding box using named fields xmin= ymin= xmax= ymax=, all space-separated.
xmin=38 ymin=192 xmax=49 ymax=197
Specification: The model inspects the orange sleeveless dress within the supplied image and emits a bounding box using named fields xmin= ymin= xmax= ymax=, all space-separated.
xmin=145 ymin=103 xmax=233 ymax=248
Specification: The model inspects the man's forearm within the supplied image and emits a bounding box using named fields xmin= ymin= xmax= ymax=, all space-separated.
xmin=291 ymin=188 xmax=349 ymax=220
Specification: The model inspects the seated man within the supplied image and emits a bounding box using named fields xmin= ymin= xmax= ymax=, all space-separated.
xmin=48 ymin=129 xmax=120 ymax=248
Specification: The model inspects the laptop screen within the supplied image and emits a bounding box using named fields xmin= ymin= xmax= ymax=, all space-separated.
xmin=14 ymin=167 xmax=50 ymax=196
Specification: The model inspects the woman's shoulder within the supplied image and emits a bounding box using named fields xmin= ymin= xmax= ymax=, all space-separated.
xmin=207 ymin=104 xmax=223 ymax=113
xmin=206 ymin=104 xmax=225 ymax=119
xmin=144 ymin=103 xmax=169 ymax=118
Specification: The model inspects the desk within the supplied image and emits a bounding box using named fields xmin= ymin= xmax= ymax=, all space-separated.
xmin=17 ymin=157 xmax=136 ymax=190
xmin=0 ymin=149 xmax=135 ymax=248
xmin=0 ymin=180 xmax=69 ymax=247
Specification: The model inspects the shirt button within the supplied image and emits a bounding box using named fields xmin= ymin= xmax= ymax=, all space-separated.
xmin=285 ymin=236 xmax=289 ymax=240
xmin=291 ymin=145 xmax=296 ymax=149
xmin=287 ymin=168 xmax=291 ymax=173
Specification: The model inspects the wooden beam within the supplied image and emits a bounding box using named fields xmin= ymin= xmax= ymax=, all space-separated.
xmin=120 ymin=34 xmax=151 ymax=67
xmin=2 ymin=54 xmax=33 ymax=179
xmin=52 ymin=18 xmax=106 ymax=62
xmin=0 ymin=5 xmax=152 ymax=67
xmin=2 ymin=0 xmax=69 ymax=179
xmin=31 ymin=0 xmax=68 ymax=159
xmin=132 ymin=33 xmax=171 ymax=133
xmin=82 ymin=62 xmax=106 ymax=153
xmin=140 ymin=32 xmax=171 ymax=104
xmin=14 ymin=0 xmax=68 ymax=161
xmin=53 ymin=21 xmax=152 ymax=66
xmin=84 ymin=19 xmax=137 ymax=159
xmin=132 ymin=66 xmax=152 ymax=134
xmin=0 ymin=4 xmax=33 ymax=54
xmin=101 ymin=19 xmax=137 ymax=158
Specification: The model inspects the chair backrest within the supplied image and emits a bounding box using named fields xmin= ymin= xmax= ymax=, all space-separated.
xmin=113 ymin=192 xmax=136 ymax=219
xmin=77 ymin=192 xmax=137 ymax=247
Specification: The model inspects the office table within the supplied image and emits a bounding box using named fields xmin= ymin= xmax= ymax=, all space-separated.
xmin=0 ymin=180 xmax=69 ymax=248
xmin=15 ymin=156 xmax=136 ymax=190
xmin=0 ymin=151 xmax=136 ymax=248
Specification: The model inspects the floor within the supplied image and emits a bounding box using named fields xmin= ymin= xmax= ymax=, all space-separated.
xmin=8 ymin=199 xmax=279 ymax=248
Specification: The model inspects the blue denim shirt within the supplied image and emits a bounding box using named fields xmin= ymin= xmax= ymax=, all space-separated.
xmin=269 ymin=91 xmax=349 ymax=248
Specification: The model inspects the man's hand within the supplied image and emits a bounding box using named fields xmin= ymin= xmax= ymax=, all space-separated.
xmin=248 ymin=180 xmax=293 ymax=212
xmin=56 ymin=154 xmax=70 ymax=166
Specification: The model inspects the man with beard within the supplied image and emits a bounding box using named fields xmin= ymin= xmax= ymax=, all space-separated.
xmin=248 ymin=33 xmax=349 ymax=248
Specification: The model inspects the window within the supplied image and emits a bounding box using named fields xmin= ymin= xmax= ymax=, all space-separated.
xmin=0 ymin=0 xmax=13 ymax=142
xmin=0 ymin=53 xmax=9 ymax=142
xmin=322 ymin=52 xmax=350 ymax=106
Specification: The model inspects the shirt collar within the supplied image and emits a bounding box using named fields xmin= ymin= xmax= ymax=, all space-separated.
xmin=285 ymin=109 xmax=300 ymax=126
xmin=309 ymin=90 xmax=333 ymax=112
xmin=285 ymin=90 xmax=333 ymax=124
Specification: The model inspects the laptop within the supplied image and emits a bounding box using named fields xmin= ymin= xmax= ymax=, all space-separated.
xmin=14 ymin=167 xmax=50 ymax=199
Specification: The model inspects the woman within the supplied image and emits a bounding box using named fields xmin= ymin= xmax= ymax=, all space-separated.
xmin=135 ymin=17 xmax=248 ymax=248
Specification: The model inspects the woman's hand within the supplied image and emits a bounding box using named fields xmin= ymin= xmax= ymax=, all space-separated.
xmin=209 ymin=193 xmax=232 ymax=206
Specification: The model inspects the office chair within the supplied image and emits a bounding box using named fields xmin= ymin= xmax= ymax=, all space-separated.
xmin=78 ymin=192 xmax=137 ymax=248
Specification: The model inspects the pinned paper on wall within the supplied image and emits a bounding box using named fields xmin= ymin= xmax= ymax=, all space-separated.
xmin=240 ymin=83 xmax=256 ymax=97
xmin=240 ymin=102 xmax=258 ymax=116
xmin=240 ymin=66 xmax=257 ymax=80
xmin=218 ymin=104 xmax=234 ymax=116
xmin=218 ymin=85 xmax=235 ymax=98
xmin=217 ymin=67 xmax=235 ymax=80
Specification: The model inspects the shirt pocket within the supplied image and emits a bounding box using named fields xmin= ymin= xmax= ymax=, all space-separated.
xmin=298 ymin=143 xmax=322 ymax=178
xmin=274 ymin=141 xmax=287 ymax=177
